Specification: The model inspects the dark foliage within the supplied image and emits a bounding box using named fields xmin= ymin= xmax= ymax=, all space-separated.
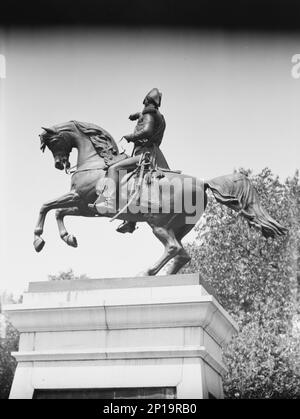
xmin=182 ymin=168 xmax=300 ymax=398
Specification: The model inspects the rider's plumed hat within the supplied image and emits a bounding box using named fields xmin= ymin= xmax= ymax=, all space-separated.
xmin=143 ymin=88 xmax=162 ymax=107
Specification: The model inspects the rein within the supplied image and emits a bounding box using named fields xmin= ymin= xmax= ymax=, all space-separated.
xmin=69 ymin=166 xmax=105 ymax=175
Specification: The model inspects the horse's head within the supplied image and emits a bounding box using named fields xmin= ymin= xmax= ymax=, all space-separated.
xmin=39 ymin=124 xmax=74 ymax=171
xmin=40 ymin=120 xmax=120 ymax=172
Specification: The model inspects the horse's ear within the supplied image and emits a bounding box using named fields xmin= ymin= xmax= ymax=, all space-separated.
xmin=39 ymin=133 xmax=46 ymax=153
xmin=41 ymin=126 xmax=56 ymax=135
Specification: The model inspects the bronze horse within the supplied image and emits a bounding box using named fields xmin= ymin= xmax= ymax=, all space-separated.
xmin=34 ymin=120 xmax=286 ymax=275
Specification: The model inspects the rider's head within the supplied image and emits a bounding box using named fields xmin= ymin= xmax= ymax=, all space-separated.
xmin=143 ymin=88 xmax=162 ymax=108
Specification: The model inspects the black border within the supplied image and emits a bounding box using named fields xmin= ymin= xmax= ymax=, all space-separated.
xmin=1 ymin=0 xmax=300 ymax=31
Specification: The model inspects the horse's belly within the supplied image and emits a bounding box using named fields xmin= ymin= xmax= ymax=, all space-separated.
xmin=120 ymin=174 xmax=205 ymax=222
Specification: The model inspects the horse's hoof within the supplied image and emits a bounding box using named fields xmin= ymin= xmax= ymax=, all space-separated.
xmin=34 ymin=236 xmax=45 ymax=253
xmin=65 ymin=234 xmax=78 ymax=248
xmin=137 ymin=270 xmax=154 ymax=277
xmin=137 ymin=271 xmax=147 ymax=277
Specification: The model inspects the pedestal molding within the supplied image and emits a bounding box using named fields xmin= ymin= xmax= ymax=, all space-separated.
xmin=4 ymin=299 xmax=237 ymax=345
xmin=12 ymin=345 xmax=226 ymax=375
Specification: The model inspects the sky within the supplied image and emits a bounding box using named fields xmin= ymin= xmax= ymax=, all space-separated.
xmin=0 ymin=27 xmax=299 ymax=295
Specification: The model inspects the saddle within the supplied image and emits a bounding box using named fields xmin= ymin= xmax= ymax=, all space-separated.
xmin=110 ymin=152 xmax=181 ymax=221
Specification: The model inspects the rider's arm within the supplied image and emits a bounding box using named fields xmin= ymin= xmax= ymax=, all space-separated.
xmin=125 ymin=113 xmax=155 ymax=143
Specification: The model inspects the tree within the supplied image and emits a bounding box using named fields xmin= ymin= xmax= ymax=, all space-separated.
xmin=182 ymin=168 xmax=300 ymax=398
xmin=0 ymin=294 xmax=20 ymax=399
xmin=48 ymin=268 xmax=89 ymax=281
xmin=0 ymin=270 xmax=89 ymax=399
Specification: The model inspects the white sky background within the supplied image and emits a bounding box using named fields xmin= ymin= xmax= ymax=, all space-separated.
xmin=0 ymin=27 xmax=299 ymax=295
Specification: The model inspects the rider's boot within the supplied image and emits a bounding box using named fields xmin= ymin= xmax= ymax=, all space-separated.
xmin=116 ymin=221 xmax=137 ymax=234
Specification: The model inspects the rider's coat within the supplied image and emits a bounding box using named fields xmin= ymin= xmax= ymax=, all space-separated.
xmin=125 ymin=104 xmax=170 ymax=170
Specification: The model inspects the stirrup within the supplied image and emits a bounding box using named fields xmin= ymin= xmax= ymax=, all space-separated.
xmin=88 ymin=203 xmax=99 ymax=215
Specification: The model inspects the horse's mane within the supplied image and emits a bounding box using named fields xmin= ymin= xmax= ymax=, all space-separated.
xmin=72 ymin=120 xmax=119 ymax=158
xmin=40 ymin=120 xmax=119 ymax=159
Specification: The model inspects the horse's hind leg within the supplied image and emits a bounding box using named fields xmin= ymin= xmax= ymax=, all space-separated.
xmin=55 ymin=207 xmax=81 ymax=247
xmin=141 ymin=225 xmax=182 ymax=276
xmin=164 ymin=187 xmax=208 ymax=274
xmin=164 ymin=224 xmax=194 ymax=275
xmin=164 ymin=248 xmax=191 ymax=275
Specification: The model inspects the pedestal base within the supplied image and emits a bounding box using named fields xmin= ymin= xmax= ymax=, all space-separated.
xmin=4 ymin=273 xmax=238 ymax=399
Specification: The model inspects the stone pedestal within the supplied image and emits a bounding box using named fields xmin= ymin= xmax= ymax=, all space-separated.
xmin=4 ymin=274 xmax=238 ymax=399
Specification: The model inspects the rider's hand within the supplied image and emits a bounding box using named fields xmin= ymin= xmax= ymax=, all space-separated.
xmin=129 ymin=113 xmax=140 ymax=121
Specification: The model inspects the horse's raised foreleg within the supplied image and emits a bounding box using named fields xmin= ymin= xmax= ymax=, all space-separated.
xmin=34 ymin=191 xmax=80 ymax=252
xmin=141 ymin=226 xmax=182 ymax=276
xmin=55 ymin=207 xmax=82 ymax=248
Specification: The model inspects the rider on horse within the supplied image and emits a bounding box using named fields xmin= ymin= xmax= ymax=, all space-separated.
xmin=93 ymin=88 xmax=169 ymax=234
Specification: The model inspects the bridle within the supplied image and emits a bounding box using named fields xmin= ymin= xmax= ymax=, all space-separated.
xmin=41 ymin=124 xmax=120 ymax=175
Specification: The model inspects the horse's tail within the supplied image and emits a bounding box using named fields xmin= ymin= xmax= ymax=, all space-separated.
xmin=205 ymin=173 xmax=287 ymax=238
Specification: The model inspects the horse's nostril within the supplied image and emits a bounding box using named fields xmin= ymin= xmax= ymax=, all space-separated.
xmin=55 ymin=161 xmax=64 ymax=170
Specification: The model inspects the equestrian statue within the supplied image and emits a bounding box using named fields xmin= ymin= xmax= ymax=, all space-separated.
xmin=34 ymin=88 xmax=287 ymax=276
